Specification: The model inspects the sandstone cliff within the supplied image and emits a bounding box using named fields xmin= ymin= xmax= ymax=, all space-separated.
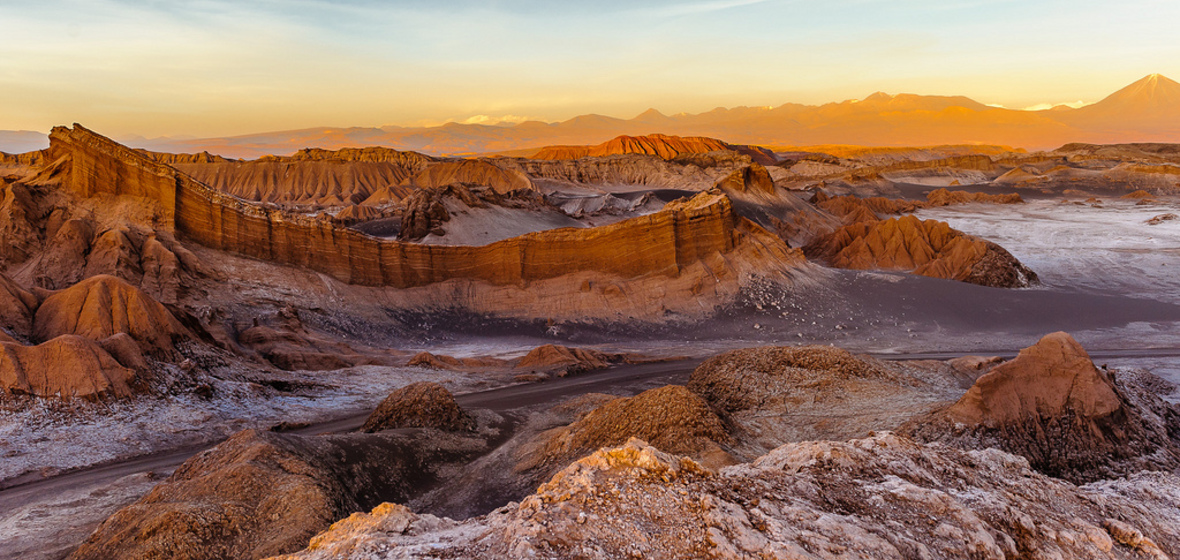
xmin=804 ymin=214 xmax=1038 ymax=287
xmin=48 ymin=126 xmax=800 ymax=295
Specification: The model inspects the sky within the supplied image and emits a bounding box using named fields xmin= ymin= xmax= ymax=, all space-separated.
xmin=1 ymin=0 xmax=1177 ymax=138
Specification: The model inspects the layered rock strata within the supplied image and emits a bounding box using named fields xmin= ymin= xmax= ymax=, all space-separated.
xmin=49 ymin=126 xmax=792 ymax=291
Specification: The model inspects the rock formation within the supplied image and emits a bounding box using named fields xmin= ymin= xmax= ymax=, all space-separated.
xmin=406 ymin=352 xmax=508 ymax=370
xmin=688 ymin=345 xmax=894 ymax=414
xmin=360 ymin=382 xmax=475 ymax=433
xmin=402 ymin=159 xmax=533 ymax=194
xmin=532 ymin=133 xmax=777 ymax=165
xmin=714 ymin=164 xmax=775 ymax=196
xmin=169 ymin=147 xmax=430 ymax=207
xmin=0 ymin=181 xmax=44 ymax=265
xmin=48 ymin=126 xmax=802 ymax=294
xmin=235 ymin=306 xmax=399 ymax=371
xmin=33 ymin=275 xmax=185 ymax=356
xmin=271 ymin=435 xmax=1180 ymax=560
xmin=924 ymin=187 xmax=1024 ymax=206
xmin=70 ymin=427 xmax=487 ymax=560
xmin=0 ymin=335 xmax=139 ymax=400
xmin=523 ymin=385 xmax=733 ymax=474
xmin=904 ymin=332 xmax=1180 ymax=483
xmin=804 ymin=214 xmax=1039 ymax=287
xmin=514 ymin=344 xmax=621 ymax=376
xmin=0 ymin=272 xmax=37 ymax=339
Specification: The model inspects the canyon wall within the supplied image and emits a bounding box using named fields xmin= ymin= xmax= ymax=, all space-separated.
xmin=47 ymin=125 xmax=742 ymax=289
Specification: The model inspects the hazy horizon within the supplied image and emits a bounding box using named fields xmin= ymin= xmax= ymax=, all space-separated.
xmin=3 ymin=0 xmax=1179 ymax=139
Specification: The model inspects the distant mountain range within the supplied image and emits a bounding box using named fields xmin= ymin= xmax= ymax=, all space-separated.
xmin=5 ymin=75 xmax=1180 ymax=159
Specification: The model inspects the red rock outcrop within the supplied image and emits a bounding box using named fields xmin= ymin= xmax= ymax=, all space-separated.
xmin=32 ymin=218 xmax=93 ymax=289
xmin=275 ymin=435 xmax=1180 ymax=560
xmin=713 ymin=164 xmax=775 ymax=195
xmin=0 ymin=335 xmax=139 ymax=400
xmin=804 ymin=214 xmax=1038 ymax=287
xmin=532 ymin=134 xmax=777 ymax=165
xmin=402 ymin=159 xmax=533 ymax=193
xmin=33 ymin=275 xmax=185 ymax=356
xmin=904 ymin=332 xmax=1180 ymax=482
xmin=360 ymin=382 xmax=475 ymax=433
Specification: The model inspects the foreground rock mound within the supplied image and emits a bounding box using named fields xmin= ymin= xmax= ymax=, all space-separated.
xmin=0 ymin=335 xmax=139 ymax=400
xmin=72 ymin=428 xmax=487 ymax=560
xmin=273 ymin=435 xmax=1180 ymax=560
xmin=360 ymin=382 xmax=475 ymax=433
xmin=905 ymin=332 xmax=1180 ymax=483
xmin=524 ymin=385 xmax=733 ymax=473
xmin=804 ymin=214 xmax=1038 ymax=287
xmin=33 ymin=275 xmax=185 ymax=355
xmin=689 ymin=345 xmax=895 ymax=414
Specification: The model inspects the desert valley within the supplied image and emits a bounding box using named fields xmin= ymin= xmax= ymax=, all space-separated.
xmin=3 ymin=63 xmax=1180 ymax=560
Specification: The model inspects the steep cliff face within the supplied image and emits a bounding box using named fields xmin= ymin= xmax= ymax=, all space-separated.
xmin=804 ymin=214 xmax=1038 ymax=288
xmin=532 ymin=133 xmax=777 ymax=165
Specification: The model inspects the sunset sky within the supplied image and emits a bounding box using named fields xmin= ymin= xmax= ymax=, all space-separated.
xmin=2 ymin=0 xmax=1177 ymax=138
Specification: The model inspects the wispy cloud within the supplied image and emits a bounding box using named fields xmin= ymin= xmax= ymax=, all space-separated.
xmin=642 ymin=0 xmax=774 ymax=17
